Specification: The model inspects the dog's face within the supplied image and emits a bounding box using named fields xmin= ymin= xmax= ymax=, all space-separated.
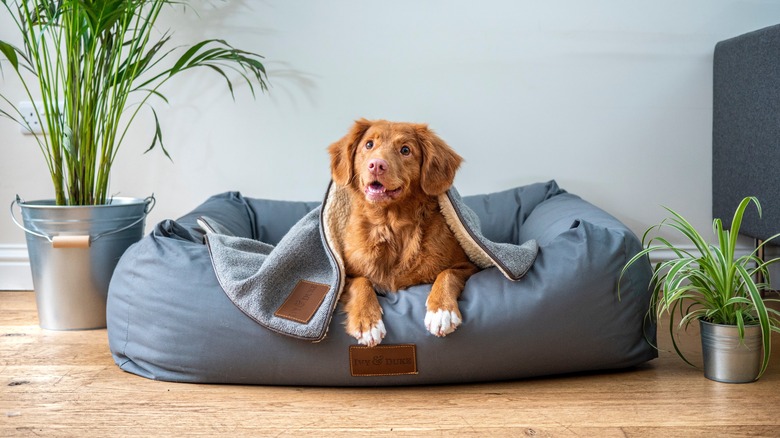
xmin=351 ymin=121 xmax=423 ymax=204
xmin=328 ymin=119 xmax=463 ymax=204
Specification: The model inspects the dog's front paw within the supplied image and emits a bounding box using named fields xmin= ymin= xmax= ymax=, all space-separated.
xmin=424 ymin=308 xmax=461 ymax=337
xmin=352 ymin=320 xmax=386 ymax=347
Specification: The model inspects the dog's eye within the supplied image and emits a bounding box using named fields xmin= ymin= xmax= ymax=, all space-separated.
xmin=400 ymin=146 xmax=411 ymax=156
xmin=365 ymin=140 xmax=374 ymax=150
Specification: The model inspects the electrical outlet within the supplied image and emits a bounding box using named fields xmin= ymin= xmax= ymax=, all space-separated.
xmin=19 ymin=101 xmax=46 ymax=135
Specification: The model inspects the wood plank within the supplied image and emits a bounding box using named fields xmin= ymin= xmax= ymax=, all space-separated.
xmin=2 ymin=291 xmax=780 ymax=437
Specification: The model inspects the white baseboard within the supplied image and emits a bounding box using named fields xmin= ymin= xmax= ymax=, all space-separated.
xmin=645 ymin=245 xmax=758 ymax=266
xmin=0 ymin=244 xmax=33 ymax=290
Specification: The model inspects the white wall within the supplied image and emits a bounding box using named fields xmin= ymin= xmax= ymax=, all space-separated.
xmin=2 ymin=0 xmax=780 ymax=289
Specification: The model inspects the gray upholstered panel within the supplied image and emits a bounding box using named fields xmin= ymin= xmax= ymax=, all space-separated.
xmin=713 ymin=24 xmax=780 ymax=241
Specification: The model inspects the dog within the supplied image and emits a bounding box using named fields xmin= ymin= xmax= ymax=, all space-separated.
xmin=328 ymin=118 xmax=480 ymax=347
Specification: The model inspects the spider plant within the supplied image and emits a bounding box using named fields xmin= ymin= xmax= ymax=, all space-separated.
xmin=0 ymin=0 xmax=268 ymax=205
xmin=621 ymin=196 xmax=780 ymax=379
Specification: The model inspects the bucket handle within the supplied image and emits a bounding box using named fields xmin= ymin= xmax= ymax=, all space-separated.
xmin=10 ymin=195 xmax=155 ymax=248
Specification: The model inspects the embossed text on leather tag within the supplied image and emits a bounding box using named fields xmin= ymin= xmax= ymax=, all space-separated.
xmin=349 ymin=344 xmax=418 ymax=377
xmin=274 ymin=280 xmax=329 ymax=324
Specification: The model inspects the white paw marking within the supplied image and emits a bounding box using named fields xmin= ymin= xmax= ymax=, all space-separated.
xmin=354 ymin=320 xmax=386 ymax=347
xmin=424 ymin=309 xmax=461 ymax=337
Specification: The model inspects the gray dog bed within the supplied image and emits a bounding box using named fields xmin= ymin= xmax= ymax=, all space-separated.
xmin=107 ymin=180 xmax=656 ymax=386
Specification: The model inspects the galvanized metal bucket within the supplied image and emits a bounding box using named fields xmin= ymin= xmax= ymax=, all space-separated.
xmin=11 ymin=196 xmax=154 ymax=330
xmin=700 ymin=319 xmax=763 ymax=383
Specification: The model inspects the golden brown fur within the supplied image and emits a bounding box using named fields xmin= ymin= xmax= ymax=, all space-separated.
xmin=328 ymin=118 xmax=479 ymax=346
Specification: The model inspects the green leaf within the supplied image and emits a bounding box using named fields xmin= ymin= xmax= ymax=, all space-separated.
xmin=735 ymin=265 xmax=771 ymax=379
xmin=143 ymin=107 xmax=170 ymax=160
xmin=169 ymin=39 xmax=215 ymax=74
xmin=0 ymin=40 xmax=20 ymax=71
xmin=728 ymin=197 xmax=760 ymax=260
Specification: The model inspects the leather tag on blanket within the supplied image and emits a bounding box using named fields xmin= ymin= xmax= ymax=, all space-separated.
xmin=274 ymin=280 xmax=329 ymax=324
xmin=349 ymin=344 xmax=418 ymax=377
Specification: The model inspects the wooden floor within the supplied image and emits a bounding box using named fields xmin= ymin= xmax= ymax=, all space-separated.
xmin=2 ymin=291 xmax=779 ymax=437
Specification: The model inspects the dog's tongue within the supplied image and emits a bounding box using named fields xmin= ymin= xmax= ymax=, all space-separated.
xmin=367 ymin=181 xmax=386 ymax=194
xmin=365 ymin=181 xmax=401 ymax=201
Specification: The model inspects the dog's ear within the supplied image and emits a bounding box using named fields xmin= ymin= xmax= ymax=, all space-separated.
xmin=328 ymin=118 xmax=373 ymax=186
xmin=415 ymin=124 xmax=463 ymax=196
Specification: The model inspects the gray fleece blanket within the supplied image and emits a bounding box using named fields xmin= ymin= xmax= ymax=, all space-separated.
xmin=202 ymin=181 xmax=538 ymax=342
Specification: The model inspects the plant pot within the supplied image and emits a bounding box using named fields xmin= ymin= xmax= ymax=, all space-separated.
xmin=11 ymin=196 xmax=154 ymax=330
xmin=700 ymin=319 xmax=763 ymax=383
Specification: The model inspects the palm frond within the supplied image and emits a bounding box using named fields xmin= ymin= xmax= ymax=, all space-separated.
xmin=0 ymin=0 xmax=268 ymax=205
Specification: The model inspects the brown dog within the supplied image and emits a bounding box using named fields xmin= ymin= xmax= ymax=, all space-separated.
xmin=328 ymin=118 xmax=479 ymax=346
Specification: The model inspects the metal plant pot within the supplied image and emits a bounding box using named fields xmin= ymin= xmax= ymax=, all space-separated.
xmin=11 ymin=196 xmax=154 ymax=330
xmin=700 ymin=319 xmax=763 ymax=383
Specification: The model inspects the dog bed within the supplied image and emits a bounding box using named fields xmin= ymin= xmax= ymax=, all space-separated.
xmin=107 ymin=180 xmax=656 ymax=386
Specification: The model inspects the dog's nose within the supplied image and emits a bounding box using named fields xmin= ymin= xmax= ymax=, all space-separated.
xmin=367 ymin=158 xmax=388 ymax=175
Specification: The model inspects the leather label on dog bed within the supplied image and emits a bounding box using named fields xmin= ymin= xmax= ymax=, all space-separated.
xmin=349 ymin=344 xmax=418 ymax=377
xmin=274 ymin=280 xmax=329 ymax=324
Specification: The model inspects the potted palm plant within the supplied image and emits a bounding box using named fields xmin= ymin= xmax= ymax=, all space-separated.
xmin=1 ymin=0 xmax=268 ymax=329
xmin=622 ymin=196 xmax=780 ymax=382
